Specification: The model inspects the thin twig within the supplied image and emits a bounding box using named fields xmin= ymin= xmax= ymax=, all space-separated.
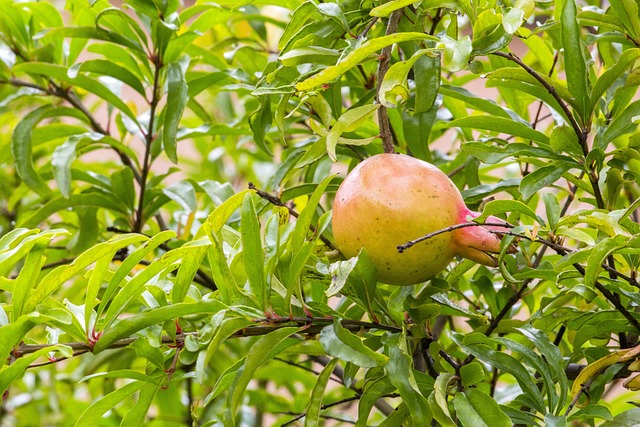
xmin=358 ymin=17 xmax=379 ymax=39
xmin=491 ymin=51 xmax=582 ymax=138
xmin=280 ymin=394 xmax=399 ymax=427
xmin=397 ymin=222 xmax=514 ymax=253
xmin=248 ymin=182 xmax=339 ymax=251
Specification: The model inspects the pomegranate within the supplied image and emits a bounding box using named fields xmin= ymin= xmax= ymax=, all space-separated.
xmin=332 ymin=153 xmax=506 ymax=285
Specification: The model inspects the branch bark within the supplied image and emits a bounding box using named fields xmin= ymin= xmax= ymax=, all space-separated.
xmin=376 ymin=9 xmax=403 ymax=154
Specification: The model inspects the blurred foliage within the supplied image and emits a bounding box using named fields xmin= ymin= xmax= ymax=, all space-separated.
xmin=1 ymin=0 xmax=640 ymax=425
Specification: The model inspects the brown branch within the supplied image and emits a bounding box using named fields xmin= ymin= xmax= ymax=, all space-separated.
xmin=134 ymin=56 xmax=163 ymax=233
xmin=13 ymin=317 xmax=401 ymax=363
xmin=397 ymin=222 xmax=514 ymax=253
xmin=248 ymin=182 xmax=339 ymax=252
xmin=280 ymin=394 xmax=399 ymax=427
xmin=491 ymin=51 xmax=582 ymax=138
xmin=0 ymin=77 xmax=142 ymax=183
xmin=376 ymin=9 xmax=403 ymax=154
xmin=358 ymin=17 xmax=379 ymax=39
xmin=492 ymin=51 xmax=607 ymax=212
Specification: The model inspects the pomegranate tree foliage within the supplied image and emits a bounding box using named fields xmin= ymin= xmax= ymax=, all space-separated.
xmin=2 ymin=0 xmax=640 ymax=425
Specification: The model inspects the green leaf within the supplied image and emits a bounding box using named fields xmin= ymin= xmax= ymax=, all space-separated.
xmin=304 ymin=358 xmax=339 ymax=427
xmin=196 ymin=188 xmax=246 ymax=230
xmin=172 ymin=240 xmax=209 ymax=303
xmin=17 ymin=193 xmax=128 ymax=229
xmin=120 ymin=383 xmax=158 ymax=425
xmin=45 ymin=26 xmax=146 ymax=55
xmin=356 ymin=377 xmax=396 ymax=427
xmin=52 ymin=133 xmax=107 ymax=198
xmin=520 ymin=163 xmax=573 ymax=200
xmin=543 ymin=193 xmax=561 ymax=231
xmin=80 ymin=369 xmax=161 ymax=385
xmin=280 ymin=46 xmax=340 ymax=66
xmin=518 ymin=325 xmax=568 ymax=413
xmin=163 ymin=62 xmax=188 ymax=163
xmin=439 ymin=85 xmax=512 ymax=119
xmin=486 ymin=66 xmax=578 ymax=110
xmin=290 ymin=174 xmax=335 ymax=251
xmin=402 ymin=107 xmax=437 ymax=161
xmin=494 ymin=335 xmax=558 ymax=412
xmin=249 ymin=95 xmax=273 ymax=155
xmin=12 ymin=105 xmax=54 ymax=197
xmin=12 ymin=62 xmax=138 ymax=122
xmin=128 ymin=338 xmax=166 ymax=371
xmin=503 ymin=8 xmax=524 ymax=34
xmin=446 ymin=116 xmax=550 ymax=145
xmin=207 ymin=232 xmax=241 ymax=304
xmin=379 ymin=49 xmax=431 ymax=108
xmin=561 ymin=0 xmax=589 ymax=120
xmin=596 ymin=99 xmax=640 ymax=147
xmin=84 ymin=254 xmax=112 ymax=334
xmin=102 ymin=238 xmax=212 ymax=328
xmin=97 ymin=230 xmax=175 ymax=320
xmin=440 ymin=35 xmax=473 ymax=72
xmin=475 ymin=199 xmax=544 ymax=224
xmin=11 ymin=239 xmax=48 ymax=321
xmin=431 ymin=293 xmax=489 ymax=321
xmin=428 ymin=373 xmax=457 ymax=427
xmin=296 ymin=33 xmax=438 ymax=91
xmin=550 ymin=124 xmax=583 ymax=158
xmin=460 ymin=362 xmax=485 ymax=388
xmin=328 ymin=249 xmax=378 ymax=318
xmin=199 ymin=316 xmax=253 ymax=383
xmin=74 ymin=381 xmax=147 ymax=427
xmin=459 ymin=333 xmax=546 ymax=413
xmin=585 ymin=235 xmax=629 ymax=287
xmin=370 ymin=0 xmax=417 ymax=17
xmin=163 ymin=180 xmax=197 ymax=213
xmin=316 ymin=2 xmax=351 ymax=34
xmin=385 ymin=340 xmax=431 ymax=424
xmin=68 ymin=59 xmax=146 ymax=96
xmin=241 ymin=194 xmax=266 ymax=309
xmin=326 ymin=104 xmax=379 ymax=161
xmin=590 ymin=48 xmax=640 ymax=114
xmin=25 ymin=233 xmax=147 ymax=315
xmin=94 ymin=300 xmax=226 ymax=353
xmin=0 ymin=345 xmax=72 ymax=395
xmin=453 ymin=388 xmax=512 ymax=427
xmin=225 ymin=327 xmax=300 ymax=425
xmin=569 ymin=404 xmax=613 ymax=422
xmin=319 ymin=319 xmax=388 ymax=368
xmin=609 ymin=0 xmax=640 ymax=40
xmin=414 ymin=53 xmax=441 ymax=114
xmin=0 ymin=314 xmax=40 ymax=366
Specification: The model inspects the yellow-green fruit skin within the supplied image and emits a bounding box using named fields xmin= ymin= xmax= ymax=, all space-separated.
xmin=333 ymin=153 xmax=463 ymax=285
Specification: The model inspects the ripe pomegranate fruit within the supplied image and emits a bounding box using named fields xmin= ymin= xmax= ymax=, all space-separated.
xmin=332 ymin=153 xmax=507 ymax=285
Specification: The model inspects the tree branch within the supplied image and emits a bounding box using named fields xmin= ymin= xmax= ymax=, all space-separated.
xmin=376 ymin=9 xmax=403 ymax=154
xmin=12 ymin=317 xmax=401 ymax=364
xmin=134 ymin=56 xmax=163 ymax=233
xmin=248 ymin=182 xmax=339 ymax=252
xmin=397 ymin=221 xmax=514 ymax=253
